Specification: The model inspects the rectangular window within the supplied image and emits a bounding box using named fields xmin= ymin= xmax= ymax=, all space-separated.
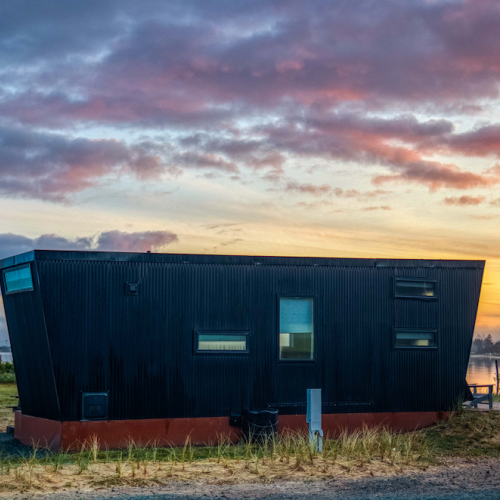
xmin=394 ymin=278 xmax=436 ymax=298
xmin=394 ymin=328 xmax=437 ymax=348
xmin=3 ymin=264 xmax=34 ymax=294
xmin=195 ymin=331 xmax=249 ymax=354
xmin=279 ymin=297 xmax=314 ymax=360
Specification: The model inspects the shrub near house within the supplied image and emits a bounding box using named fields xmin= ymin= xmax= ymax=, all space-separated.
xmin=0 ymin=362 xmax=15 ymax=383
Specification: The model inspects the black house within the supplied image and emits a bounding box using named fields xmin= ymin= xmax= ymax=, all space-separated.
xmin=0 ymin=250 xmax=483 ymax=449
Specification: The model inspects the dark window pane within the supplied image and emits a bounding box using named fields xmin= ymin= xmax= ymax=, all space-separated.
xmin=4 ymin=265 xmax=33 ymax=293
xmin=395 ymin=330 xmax=436 ymax=347
xmin=280 ymin=332 xmax=313 ymax=359
xmin=197 ymin=334 xmax=247 ymax=352
xmin=396 ymin=280 xmax=435 ymax=297
xmin=279 ymin=298 xmax=314 ymax=360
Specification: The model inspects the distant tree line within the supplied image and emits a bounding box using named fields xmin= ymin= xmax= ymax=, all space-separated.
xmin=472 ymin=334 xmax=500 ymax=355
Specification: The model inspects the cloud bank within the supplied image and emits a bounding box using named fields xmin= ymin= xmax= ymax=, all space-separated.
xmin=1 ymin=1 xmax=500 ymax=201
xmin=0 ymin=230 xmax=178 ymax=260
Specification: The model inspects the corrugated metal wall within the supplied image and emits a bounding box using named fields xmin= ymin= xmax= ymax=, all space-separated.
xmin=0 ymin=261 xmax=60 ymax=420
xmin=3 ymin=252 xmax=483 ymax=422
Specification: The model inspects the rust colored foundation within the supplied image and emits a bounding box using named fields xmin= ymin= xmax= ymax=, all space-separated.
xmin=14 ymin=411 xmax=62 ymax=451
xmin=62 ymin=416 xmax=241 ymax=450
xmin=279 ymin=411 xmax=448 ymax=435
xmin=14 ymin=411 xmax=447 ymax=451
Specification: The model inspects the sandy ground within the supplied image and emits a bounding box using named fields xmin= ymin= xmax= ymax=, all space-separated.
xmin=2 ymin=457 xmax=498 ymax=500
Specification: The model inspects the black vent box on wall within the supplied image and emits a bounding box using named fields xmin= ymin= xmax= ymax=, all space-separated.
xmin=82 ymin=392 xmax=108 ymax=420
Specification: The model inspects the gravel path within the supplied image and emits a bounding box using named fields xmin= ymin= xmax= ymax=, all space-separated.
xmin=13 ymin=457 xmax=500 ymax=500
xmin=0 ymin=432 xmax=50 ymax=459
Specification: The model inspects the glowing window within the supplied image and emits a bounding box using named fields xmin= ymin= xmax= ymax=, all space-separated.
xmin=394 ymin=329 xmax=437 ymax=348
xmin=395 ymin=278 xmax=436 ymax=298
xmin=279 ymin=297 xmax=314 ymax=360
xmin=195 ymin=331 xmax=249 ymax=354
xmin=3 ymin=264 xmax=34 ymax=294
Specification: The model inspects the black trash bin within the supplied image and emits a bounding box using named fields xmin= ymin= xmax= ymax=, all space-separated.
xmin=241 ymin=408 xmax=278 ymax=442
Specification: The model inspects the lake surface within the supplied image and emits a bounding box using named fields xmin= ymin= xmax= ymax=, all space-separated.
xmin=467 ymin=355 xmax=500 ymax=389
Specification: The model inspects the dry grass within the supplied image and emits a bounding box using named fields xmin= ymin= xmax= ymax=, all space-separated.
xmin=0 ymin=454 xmax=429 ymax=495
xmin=0 ymin=427 xmax=433 ymax=495
xmin=427 ymin=406 xmax=500 ymax=456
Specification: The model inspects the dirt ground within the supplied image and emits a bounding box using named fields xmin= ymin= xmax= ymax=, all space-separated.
xmin=4 ymin=457 xmax=497 ymax=500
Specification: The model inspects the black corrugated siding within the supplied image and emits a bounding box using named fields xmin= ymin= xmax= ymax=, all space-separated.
xmin=0 ymin=261 xmax=60 ymax=420
xmin=19 ymin=253 xmax=483 ymax=422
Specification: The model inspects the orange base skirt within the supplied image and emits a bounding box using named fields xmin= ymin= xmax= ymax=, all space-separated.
xmin=14 ymin=410 xmax=447 ymax=451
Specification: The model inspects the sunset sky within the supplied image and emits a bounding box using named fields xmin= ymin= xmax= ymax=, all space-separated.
xmin=1 ymin=0 xmax=500 ymax=346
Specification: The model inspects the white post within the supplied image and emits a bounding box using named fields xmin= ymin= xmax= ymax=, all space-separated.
xmin=306 ymin=388 xmax=323 ymax=452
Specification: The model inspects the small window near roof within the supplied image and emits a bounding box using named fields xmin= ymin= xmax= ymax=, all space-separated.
xmin=3 ymin=264 xmax=34 ymax=294
xmin=195 ymin=331 xmax=249 ymax=354
xmin=395 ymin=278 xmax=436 ymax=298
xmin=394 ymin=328 xmax=437 ymax=348
xmin=279 ymin=297 xmax=314 ymax=360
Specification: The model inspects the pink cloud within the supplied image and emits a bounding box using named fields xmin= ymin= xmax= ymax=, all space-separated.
xmin=0 ymin=127 xmax=169 ymax=201
xmin=285 ymin=181 xmax=331 ymax=196
xmin=443 ymin=195 xmax=486 ymax=206
xmin=333 ymin=188 xmax=391 ymax=199
xmin=371 ymin=159 xmax=495 ymax=191
xmin=0 ymin=127 xmax=250 ymax=201
xmin=363 ymin=206 xmax=392 ymax=211
xmin=255 ymin=114 xmax=499 ymax=191
xmin=95 ymin=230 xmax=178 ymax=252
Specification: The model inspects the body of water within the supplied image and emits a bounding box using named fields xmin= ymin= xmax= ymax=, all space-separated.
xmin=467 ymin=355 xmax=500 ymax=390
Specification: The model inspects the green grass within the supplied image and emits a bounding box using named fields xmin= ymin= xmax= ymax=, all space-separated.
xmin=426 ymin=407 xmax=500 ymax=457
xmin=0 ymin=383 xmax=17 ymax=432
